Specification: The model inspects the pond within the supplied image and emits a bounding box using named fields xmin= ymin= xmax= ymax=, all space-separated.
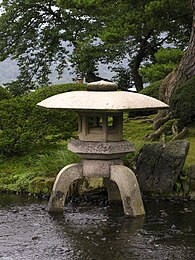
xmin=0 ymin=193 xmax=195 ymax=260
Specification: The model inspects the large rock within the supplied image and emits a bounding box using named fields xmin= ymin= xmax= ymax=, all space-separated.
xmin=136 ymin=140 xmax=190 ymax=194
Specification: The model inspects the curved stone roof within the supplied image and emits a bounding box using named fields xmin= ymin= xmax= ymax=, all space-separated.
xmin=37 ymin=90 xmax=169 ymax=112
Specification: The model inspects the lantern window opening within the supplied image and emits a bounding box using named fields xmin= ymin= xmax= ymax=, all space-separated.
xmin=87 ymin=115 xmax=103 ymax=134
xmin=88 ymin=115 xmax=103 ymax=128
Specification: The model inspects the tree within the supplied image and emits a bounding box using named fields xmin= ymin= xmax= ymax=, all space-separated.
xmin=151 ymin=0 xmax=195 ymax=132
xmin=0 ymin=0 xmax=100 ymax=94
xmin=58 ymin=0 xmax=192 ymax=91
xmin=142 ymin=0 xmax=195 ymax=143
xmin=0 ymin=0 xmax=192 ymax=94
xmin=159 ymin=0 xmax=195 ymax=104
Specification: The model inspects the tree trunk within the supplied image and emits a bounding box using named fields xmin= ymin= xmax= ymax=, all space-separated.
xmin=131 ymin=64 xmax=144 ymax=92
xmin=159 ymin=0 xmax=195 ymax=104
xmin=131 ymin=30 xmax=154 ymax=92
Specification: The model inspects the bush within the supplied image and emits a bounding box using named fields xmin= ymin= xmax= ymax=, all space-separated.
xmin=139 ymin=80 xmax=162 ymax=99
xmin=0 ymin=86 xmax=11 ymax=101
xmin=170 ymin=77 xmax=195 ymax=122
xmin=27 ymin=83 xmax=86 ymax=101
xmin=0 ymin=83 xmax=86 ymax=156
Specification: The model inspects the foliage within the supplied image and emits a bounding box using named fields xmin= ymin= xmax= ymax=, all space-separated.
xmin=0 ymin=83 xmax=86 ymax=156
xmin=0 ymin=0 xmax=192 ymax=93
xmin=0 ymin=85 xmax=11 ymax=100
xmin=170 ymin=77 xmax=195 ymax=122
xmin=60 ymin=0 xmax=191 ymax=91
xmin=140 ymin=48 xmax=184 ymax=83
xmin=155 ymin=48 xmax=184 ymax=64
xmin=0 ymin=0 xmax=99 ymax=92
xmin=5 ymin=80 xmax=36 ymax=97
xmin=140 ymin=80 xmax=162 ymax=99
xmin=112 ymin=67 xmax=133 ymax=90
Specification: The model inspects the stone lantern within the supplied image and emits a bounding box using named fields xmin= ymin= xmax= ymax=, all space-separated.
xmin=38 ymin=81 xmax=168 ymax=217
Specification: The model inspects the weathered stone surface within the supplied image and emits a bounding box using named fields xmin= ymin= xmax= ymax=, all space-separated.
xmin=110 ymin=165 xmax=145 ymax=217
xmin=37 ymin=87 xmax=169 ymax=112
xmin=136 ymin=140 xmax=190 ymax=194
xmin=82 ymin=159 xmax=123 ymax=177
xmin=68 ymin=140 xmax=134 ymax=159
xmin=48 ymin=163 xmax=83 ymax=213
xmin=87 ymin=80 xmax=118 ymax=91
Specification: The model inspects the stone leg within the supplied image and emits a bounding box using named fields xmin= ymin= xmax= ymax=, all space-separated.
xmin=110 ymin=165 xmax=145 ymax=217
xmin=48 ymin=163 xmax=83 ymax=213
xmin=104 ymin=178 xmax=121 ymax=201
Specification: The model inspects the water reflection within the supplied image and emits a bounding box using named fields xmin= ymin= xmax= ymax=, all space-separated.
xmin=0 ymin=194 xmax=195 ymax=260
xmin=51 ymin=203 xmax=145 ymax=260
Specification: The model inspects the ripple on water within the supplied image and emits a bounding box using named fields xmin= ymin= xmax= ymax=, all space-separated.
xmin=0 ymin=194 xmax=195 ymax=260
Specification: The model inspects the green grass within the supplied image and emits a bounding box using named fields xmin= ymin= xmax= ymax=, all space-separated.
xmin=123 ymin=113 xmax=154 ymax=152
xmin=0 ymin=142 xmax=80 ymax=194
xmin=185 ymin=122 xmax=195 ymax=166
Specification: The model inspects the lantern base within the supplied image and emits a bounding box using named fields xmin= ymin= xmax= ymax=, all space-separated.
xmin=68 ymin=140 xmax=134 ymax=160
xmin=48 ymin=162 xmax=145 ymax=217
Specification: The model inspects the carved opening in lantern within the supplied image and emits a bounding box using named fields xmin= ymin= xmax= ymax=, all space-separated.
xmin=78 ymin=112 xmax=123 ymax=142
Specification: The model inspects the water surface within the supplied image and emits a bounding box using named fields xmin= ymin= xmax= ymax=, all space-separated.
xmin=0 ymin=194 xmax=195 ymax=259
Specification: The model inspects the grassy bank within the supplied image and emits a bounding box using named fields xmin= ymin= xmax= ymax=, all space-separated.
xmin=0 ymin=143 xmax=80 ymax=195
xmin=0 ymin=115 xmax=195 ymax=196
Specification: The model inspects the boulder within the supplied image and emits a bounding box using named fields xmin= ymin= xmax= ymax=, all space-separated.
xmin=136 ymin=140 xmax=190 ymax=194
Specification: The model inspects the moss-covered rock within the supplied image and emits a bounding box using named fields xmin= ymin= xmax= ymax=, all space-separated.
xmin=29 ymin=177 xmax=55 ymax=195
xmin=76 ymin=178 xmax=104 ymax=196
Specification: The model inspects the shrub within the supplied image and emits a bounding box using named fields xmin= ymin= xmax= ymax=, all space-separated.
xmin=27 ymin=83 xmax=86 ymax=101
xmin=0 ymin=83 xmax=86 ymax=156
xmin=139 ymin=80 xmax=162 ymax=99
xmin=0 ymin=86 xmax=11 ymax=101
xmin=170 ymin=77 xmax=195 ymax=122
xmin=128 ymin=81 xmax=163 ymax=118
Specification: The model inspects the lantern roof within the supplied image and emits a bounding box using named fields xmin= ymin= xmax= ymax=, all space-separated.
xmin=37 ymin=81 xmax=168 ymax=112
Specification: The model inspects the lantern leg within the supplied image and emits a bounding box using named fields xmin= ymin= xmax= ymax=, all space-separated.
xmin=110 ymin=165 xmax=145 ymax=217
xmin=104 ymin=178 xmax=121 ymax=201
xmin=48 ymin=163 xmax=83 ymax=213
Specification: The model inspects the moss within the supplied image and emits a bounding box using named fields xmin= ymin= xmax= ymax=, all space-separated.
xmin=77 ymin=178 xmax=104 ymax=195
xmin=185 ymin=123 xmax=195 ymax=166
xmin=123 ymin=114 xmax=154 ymax=152
xmin=170 ymin=76 xmax=195 ymax=122
xmin=28 ymin=177 xmax=55 ymax=195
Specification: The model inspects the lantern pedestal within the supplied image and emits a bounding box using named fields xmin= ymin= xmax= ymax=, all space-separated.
xmin=48 ymin=140 xmax=145 ymax=217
